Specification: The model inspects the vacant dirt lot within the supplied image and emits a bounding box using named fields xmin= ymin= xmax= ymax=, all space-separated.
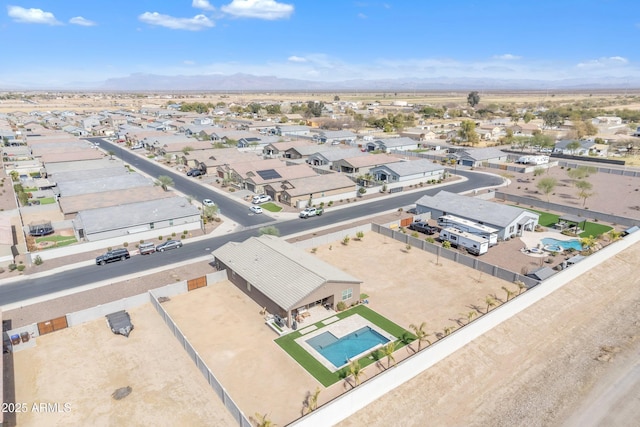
xmin=338 ymin=237 xmax=640 ymax=427
xmin=12 ymin=304 xmax=236 ymax=427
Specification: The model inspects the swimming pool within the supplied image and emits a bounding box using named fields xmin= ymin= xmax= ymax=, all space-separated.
xmin=541 ymin=237 xmax=582 ymax=252
xmin=306 ymin=326 xmax=390 ymax=368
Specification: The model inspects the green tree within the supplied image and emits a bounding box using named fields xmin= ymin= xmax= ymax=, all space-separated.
xmin=514 ymin=280 xmax=527 ymax=295
xmin=443 ymin=325 xmax=456 ymax=336
xmin=467 ymin=91 xmax=480 ymax=108
xmin=382 ymin=342 xmax=396 ymax=369
xmin=202 ymin=205 xmax=219 ymax=220
xmin=502 ymin=286 xmax=516 ymax=302
xmin=575 ymin=180 xmax=594 ymax=206
xmin=182 ymin=146 xmax=194 ymax=155
xmin=305 ymin=387 xmax=321 ymax=413
xmin=333 ymin=95 xmax=340 ymax=101
xmin=566 ymin=141 xmax=581 ymax=155
xmin=458 ymin=120 xmax=479 ymax=145
xmin=537 ymin=177 xmax=557 ymax=202
xmin=542 ymin=110 xmax=563 ymax=128
xmin=523 ymin=112 xmax=536 ymax=123
xmin=348 ymin=360 xmax=365 ymax=387
xmin=108 ymin=150 xmax=115 ymax=160
xmin=155 ymin=175 xmax=174 ymax=191
xmin=409 ymin=322 xmax=431 ymax=351
xmin=259 ymin=226 xmax=280 ymax=237
xmin=466 ymin=310 xmax=477 ymax=324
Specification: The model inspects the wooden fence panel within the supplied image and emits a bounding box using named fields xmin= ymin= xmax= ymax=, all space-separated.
xmin=37 ymin=316 xmax=68 ymax=335
xmin=187 ymin=276 xmax=207 ymax=291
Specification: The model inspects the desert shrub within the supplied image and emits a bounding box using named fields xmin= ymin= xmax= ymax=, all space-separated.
xmin=123 ymin=242 xmax=129 ymax=247
xmin=172 ymin=232 xmax=176 ymax=237
xmin=411 ymin=232 xmax=419 ymax=238
xmin=311 ymin=247 xmax=317 ymax=253
xmin=17 ymin=265 xmax=25 ymax=271
xmin=442 ymin=241 xmax=452 ymax=249
xmin=336 ymin=301 xmax=347 ymax=311
xmin=8 ymin=263 xmax=17 ymax=271
xmin=425 ymin=237 xmax=435 ymax=243
xmin=342 ymin=235 xmax=350 ymax=245
xmin=158 ymin=236 xmax=163 ymax=240
xmin=355 ymin=231 xmax=364 ymax=240
xmin=33 ymin=255 xmax=43 ymax=265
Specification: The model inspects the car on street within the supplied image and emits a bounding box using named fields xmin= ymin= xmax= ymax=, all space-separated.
xmin=187 ymin=168 xmax=204 ymax=177
xmin=249 ymin=205 xmax=263 ymax=214
xmin=202 ymin=198 xmax=215 ymax=207
xmin=408 ymin=221 xmax=437 ymax=235
xmin=155 ymin=239 xmax=183 ymax=252
xmin=139 ymin=242 xmax=156 ymax=255
xmin=96 ymin=248 xmax=130 ymax=265
xmin=131 ymin=143 xmax=143 ymax=150
xmin=299 ymin=207 xmax=323 ymax=218
xmin=252 ymin=194 xmax=272 ymax=204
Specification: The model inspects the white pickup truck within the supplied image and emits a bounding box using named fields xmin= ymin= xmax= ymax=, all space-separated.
xmin=299 ymin=207 xmax=324 ymax=218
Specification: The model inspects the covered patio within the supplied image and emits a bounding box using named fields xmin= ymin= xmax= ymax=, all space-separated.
xmin=553 ymin=214 xmax=587 ymax=234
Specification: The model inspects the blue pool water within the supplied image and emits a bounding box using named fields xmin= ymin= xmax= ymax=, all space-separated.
xmin=307 ymin=326 xmax=390 ymax=368
xmin=541 ymin=237 xmax=582 ymax=251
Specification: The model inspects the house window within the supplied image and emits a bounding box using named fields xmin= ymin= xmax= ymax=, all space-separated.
xmin=247 ymin=282 xmax=251 ymax=292
xmin=150 ymin=222 xmax=154 ymax=229
xmin=169 ymin=219 xmax=173 ymax=226
xmin=342 ymin=288 xmax=353 ymax=301
xmin=509 ymin=226 xmax=515 ymax=233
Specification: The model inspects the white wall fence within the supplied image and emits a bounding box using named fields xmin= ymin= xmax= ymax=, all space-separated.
xmin=290 ymin=228 xmax=640 ymax=426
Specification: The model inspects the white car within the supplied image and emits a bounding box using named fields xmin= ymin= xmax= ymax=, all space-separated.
xmin=249 ymin=205 xmax=263 ymax=214
xmin=202 ymin=199 xmax=215 ymax=207
xmin=252 ymin=194 xmax=272 ymax=204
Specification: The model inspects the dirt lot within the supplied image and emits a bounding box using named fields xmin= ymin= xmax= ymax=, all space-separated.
xmin=12 ymin=304 xmax=236 ymax=427
xmin=338 ymin=237 xmax=640 ymax=427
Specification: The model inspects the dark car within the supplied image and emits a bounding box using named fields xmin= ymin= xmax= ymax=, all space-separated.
xmin=96 ymin=248 xmax=130 ymax=265
xmin=155 ymin=239 xmax=183 ymax=252
xmin=187 ymin=168 xmax=204 ymax=177
xmin=408 ymin=221 xmax=437 ymax=235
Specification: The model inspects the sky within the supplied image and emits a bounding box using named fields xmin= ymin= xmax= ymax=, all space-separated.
xmin=1 ymin=0 xmax=639 ymax=88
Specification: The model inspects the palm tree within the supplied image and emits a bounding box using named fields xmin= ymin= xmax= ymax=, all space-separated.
xmin=466 ymin=310 xmax=477 ymax=324
xmin=502 ymin=286 xmax=516 ymax=302
xmin=443 ymin=325 xmax=456 ymax=336
xmin=514 ymin=280 xmax=527 ymax=295
xmin=253 ymin=413 xmax=276 ymax=427
xmin=409 ymin=322 xmax=431 ymax=351
xmin=485 ymin=295 xmax=496 ymax=313
xmin=305 ymin=387 xmax=321 ymax=413
xmin=155 ymin=175 xmax=174 ymax=191
xmin=107 ymin=150 xmax=115 ymax=160
xmin=348 ymin=360 xmax=366 ymax=387
xmin=382 ymin=342 xmax=396 ymax=369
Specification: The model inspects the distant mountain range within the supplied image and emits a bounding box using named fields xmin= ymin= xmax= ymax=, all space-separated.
xmin=3 ymin=73 xmax=640 ymax=91
xmin=97 ymin=73 xmax=640 ymax=92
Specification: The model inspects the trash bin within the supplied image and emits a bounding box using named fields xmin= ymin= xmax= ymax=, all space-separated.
xmin=20 ymin=332 xmax=30 ymax=343
xmin=10 ymin=334 xmax=20 ymax=345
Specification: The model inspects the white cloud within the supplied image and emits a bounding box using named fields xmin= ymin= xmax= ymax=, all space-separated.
xmin=192 ymin=0 xmax=216 ymax=11
xmin=221 ymin=0 xmax=294 ymax=20
xmin=7 ymin=5 xmax=61 ymax=25
xmin=183 ymin=60 xmax=196 ymax=65
xmin=138 ymin=12 xmax=214 ymax=31
xmin=287 ymin=56 xmax=307 ymax=63
xmin=577 ymin=56 xmax=629 ymax=68
xmin=357 ymin=13 xmax=367 ymax=19
xmin=493 ymin=53 xmax=522 ymax=60
xmin=69 ymin=16 xmax=96 ymax=27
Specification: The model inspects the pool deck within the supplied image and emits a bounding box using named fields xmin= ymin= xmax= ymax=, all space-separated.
xmin=295 ymin=314 xmax=397 ymax=372
xmin=519 ymin=230 xmax=580 ymax=257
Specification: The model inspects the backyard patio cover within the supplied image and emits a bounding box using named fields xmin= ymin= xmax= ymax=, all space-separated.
xmin=558 ymin=214 xmax=587 ymax=229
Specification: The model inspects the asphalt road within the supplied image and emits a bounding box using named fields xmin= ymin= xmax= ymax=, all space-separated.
xmin=0 ymin=141 xmax=502 ymax=306
xmin=86 ymin=137 xmax=271 ymax=227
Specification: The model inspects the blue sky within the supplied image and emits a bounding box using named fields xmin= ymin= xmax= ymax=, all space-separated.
xmin=1 ymin=0 xmax=639 ymax=87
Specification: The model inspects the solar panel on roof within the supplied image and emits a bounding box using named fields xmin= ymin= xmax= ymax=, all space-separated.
xmin=256 ymin=169 xmax=282 ymax=180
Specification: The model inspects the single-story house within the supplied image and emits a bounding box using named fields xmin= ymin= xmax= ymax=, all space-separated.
xmin=365 ymin=137 xmax=419 ymax=153
xmin=262 ymin=139 xmax=316 ymax=158
xmin=332 ymin=154 xmax=399 ymax=175
xmin=244 ymin=163 xmax=318 ymax=194
xmin=306 ymin=147 xmax=367 ymax=167
xmin=73 ymin=196 xmax=201 ymax=242
xmin=415 ymin=190 xmax=539 ymax=240
xmin=312 ymin=130 xmax=358 ymax=145
xmin=553 ymin=140 xmax=596 ymax=156
xmin=369 ymin=159 xmax=445 ymax=184
xmin=265 ymin=173 xmax=356 ymax=207
xmin=450 ymin=147 xmax=508 ymax=167
xmin=212 ymin=235 xmax=362 ymax=328
xmin=275 ymin=125 xmax=312 ymax=137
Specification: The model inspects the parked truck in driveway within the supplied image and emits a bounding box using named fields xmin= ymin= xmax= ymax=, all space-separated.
xmin=299 ymin=207 xmax=323 ymax=218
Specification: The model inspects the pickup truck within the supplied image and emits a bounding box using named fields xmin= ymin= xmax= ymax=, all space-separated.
xmin=408 ymin=221 xmax=437 ymax=235
xmin=299 ymin=207 xmax=324 ymax=218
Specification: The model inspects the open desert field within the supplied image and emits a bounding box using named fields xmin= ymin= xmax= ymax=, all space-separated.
xmin=338 ymin=237 xmax=640 ymax=427
xmin=12 ymin=304 xmax=236 ymax=427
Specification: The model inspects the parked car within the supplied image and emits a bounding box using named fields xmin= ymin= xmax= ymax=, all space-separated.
xmin=250 ymin=205 xmax=263 ymax=214
xmin=187 ymin=168 xmax=204 ymax=177
xmin=96 ymin=248 xmax=130 ymax=265
xmin=408 ymin=221 xmax=437 ymax=235
xmin=139 ymin=242 xmax=156 ymax=255
xmin=202 ymin=198 xmax=215 ymax=207
xmin=155 ymin=240 xmax=183 ymax=252
xmin=252 ymin=194 xmax=272 ymax=204
xmin=131 ymin=143 xmax=143 ymax=150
